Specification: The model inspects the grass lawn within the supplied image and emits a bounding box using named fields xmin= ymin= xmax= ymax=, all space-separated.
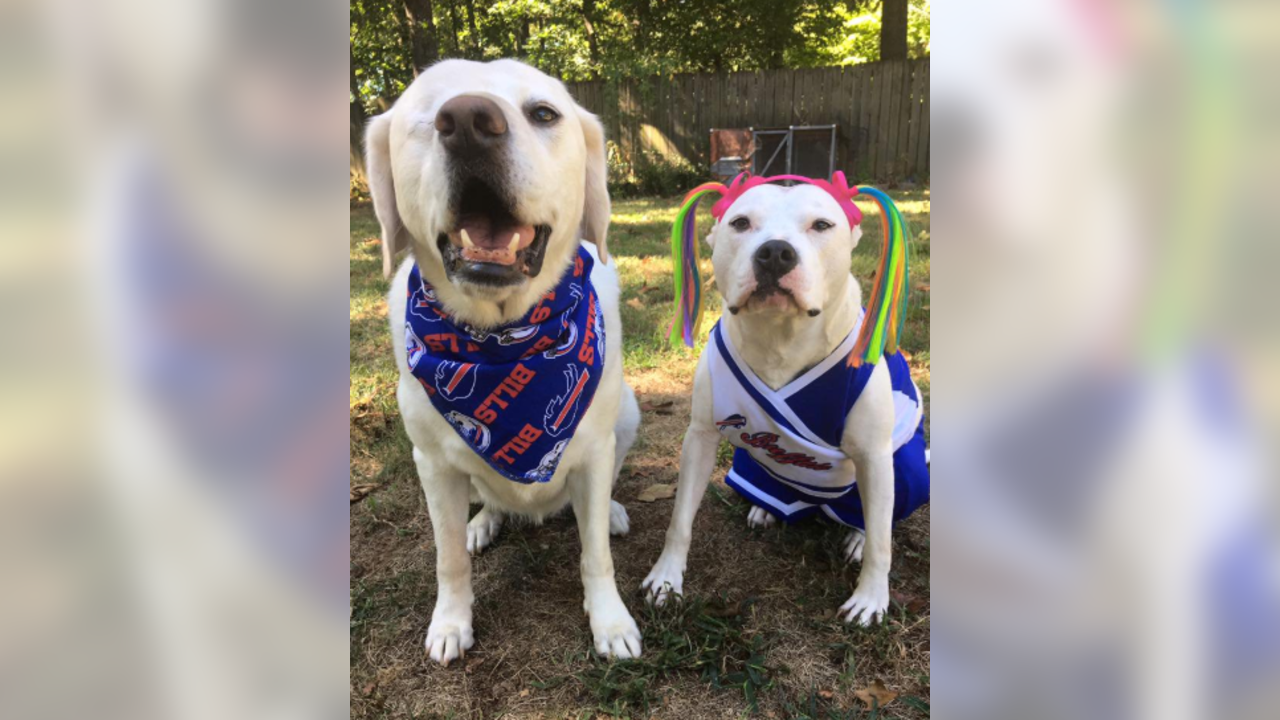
xmin=350 ymin=190 xmax=931 ymax=719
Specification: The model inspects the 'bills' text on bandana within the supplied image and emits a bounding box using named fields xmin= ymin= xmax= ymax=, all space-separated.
xmin=405 ymin=248 xmax=605 ymax=483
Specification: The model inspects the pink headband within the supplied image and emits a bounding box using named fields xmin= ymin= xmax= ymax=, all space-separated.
xmin=708 ymin=171 xmax=863 ymax=226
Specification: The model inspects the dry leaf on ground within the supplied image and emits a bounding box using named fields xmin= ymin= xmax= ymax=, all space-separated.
xmin=351 ymin=484 xmax=378 ymax=503
xmin=636 ymin=483 xmax=677 ymax=502
xmin=854 ymin=680 xmax=898 ymax=708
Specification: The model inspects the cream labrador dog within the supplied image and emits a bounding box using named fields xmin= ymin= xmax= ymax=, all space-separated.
xmin=366 ymin=59 xmax=642 ymax=664
xmin=641 ymin=181 xmax=928 ymax=624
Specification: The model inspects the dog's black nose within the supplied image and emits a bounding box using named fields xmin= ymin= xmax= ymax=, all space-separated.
xmin=753 ymin=240 xmax=798 ymax=281
xmin=435 ymin=95 xmax=509 ymax=155
xmin=931 ymin=101 xmax=977 ymax=174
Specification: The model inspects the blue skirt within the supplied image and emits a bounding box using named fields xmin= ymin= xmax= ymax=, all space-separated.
xmin=724 ymin=422 xmax=930 ymax=529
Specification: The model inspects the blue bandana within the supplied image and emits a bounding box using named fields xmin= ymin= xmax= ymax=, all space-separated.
xmin=405 ymin=248 xmax=605 ymax=483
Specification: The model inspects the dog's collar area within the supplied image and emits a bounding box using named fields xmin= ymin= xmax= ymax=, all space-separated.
xmin=404 ymin=247 xmax=604 ymax=484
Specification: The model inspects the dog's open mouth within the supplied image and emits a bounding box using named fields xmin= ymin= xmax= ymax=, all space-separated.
xmin=437 ymin=178 xmax=551 ymax=286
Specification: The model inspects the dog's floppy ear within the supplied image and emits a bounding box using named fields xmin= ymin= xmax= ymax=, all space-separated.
xmin=577 ymin=107 xmax=611 ymax=263
xmin=365 ymin=111 xmax=409 ymax=279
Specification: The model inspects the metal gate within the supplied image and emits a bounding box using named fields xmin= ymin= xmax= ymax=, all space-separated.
xmin=709 ymin=125 xmax=838 ymax=181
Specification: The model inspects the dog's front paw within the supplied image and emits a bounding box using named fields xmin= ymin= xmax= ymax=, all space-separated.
xmin=839 ymin=575 xmax=890 ymax=626
xmin=466 ymin=506 xmax=503 ymax=555
xmin=609 ymin=500 xmax=630 ymax=536
xmin=587 ymin=594 xmax=643 ymax=659
xmin=425 ymin=608 xmax=475 ymax=666
xmin=747 ymin=505 xmax=778 ymax=529
xmin=640 ymin=553 xmax=685 ymax=606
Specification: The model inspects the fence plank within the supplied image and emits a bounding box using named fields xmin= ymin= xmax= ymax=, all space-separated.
xmin=851 ymin=65 xmax=867 ymax=177
xmin=907 ymin=63 xmax=919 ymax=177
xmin=899 ymin=60 xmax=916 ymax=177
xmin=887 ymin=61 xmax=905 ymax=181
xmin=905 ymin=62 xmax=921 ymax=179
xmin=874 ymin=62 xmax=893 ymax=180
xmin=921 ymin=62 xmax=931 ymax=178
xmin=864 ymin=65 xmax=881 ymax=178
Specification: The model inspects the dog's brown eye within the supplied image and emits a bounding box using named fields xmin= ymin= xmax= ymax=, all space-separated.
xmin=812 ymin=219 xmax=834 ymax=232
xmin=729 ymin=216 xmax=751 ymax=232
xmin=529 ymin=105 xmax=560 ymax=124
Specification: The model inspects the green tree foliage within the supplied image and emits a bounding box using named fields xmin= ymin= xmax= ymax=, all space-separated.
xmin=352 ymin=0 xmax=930 ymax=113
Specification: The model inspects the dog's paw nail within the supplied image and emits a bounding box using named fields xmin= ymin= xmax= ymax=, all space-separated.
xmin=425 ymin=617 xmax=475 ymax=667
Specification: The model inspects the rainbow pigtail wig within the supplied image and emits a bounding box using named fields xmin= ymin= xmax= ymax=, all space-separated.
xmin=667 ymin=182 xmax=729 ymax=346
xmin=667 ymin=172 xmax=909 ymax=367
xmin=846 ymin=185 xmax=910 ymax=367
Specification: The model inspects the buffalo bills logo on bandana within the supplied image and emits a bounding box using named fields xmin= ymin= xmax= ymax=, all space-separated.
xmin=406 ymin=248 xmax=604 ymax=483
xmin=544 ymin=365 xmax=590 ymax=437
xmin=435 ymin=360 xmax=478 ymax=400
xmin=524 ymin=439 xmax=569 ymax=483
xmin=444 ymin=411 xmax=491 ymax=452
xmin=405 ymin=323 xmax=428 ymax=370
xmin=544 ymin=322 xmax=577 ymax=359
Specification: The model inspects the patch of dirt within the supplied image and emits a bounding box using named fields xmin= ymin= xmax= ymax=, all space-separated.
xmin=351 ymin=375 xmax=931 ymax=719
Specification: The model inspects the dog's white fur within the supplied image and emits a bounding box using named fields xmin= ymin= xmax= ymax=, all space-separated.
xmin=641 ymin=184 xmax=899 ymax=624
xmin=367 ymin=59 xmax=642 ymax=664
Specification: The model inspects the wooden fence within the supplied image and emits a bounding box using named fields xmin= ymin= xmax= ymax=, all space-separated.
xmin=565 ymin=58 xmax=929 ymax=184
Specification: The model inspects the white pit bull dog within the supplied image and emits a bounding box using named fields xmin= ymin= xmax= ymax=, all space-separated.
xmin=366 ymin=59 xmax=643 ymax=664
xmin=642 ymin=176 xmax=929 ymax=624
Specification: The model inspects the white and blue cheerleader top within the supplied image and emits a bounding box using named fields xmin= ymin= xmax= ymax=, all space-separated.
xmin=709 ymin=312 xmax=930 ymax=528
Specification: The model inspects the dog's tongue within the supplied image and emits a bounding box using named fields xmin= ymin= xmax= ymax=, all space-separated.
xmin=450 ymin=218 xmax=537 ymax=266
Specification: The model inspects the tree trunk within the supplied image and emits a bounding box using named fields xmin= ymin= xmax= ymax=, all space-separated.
xmin=464 ymin=0 xmax=481 ymax=58
xmin=445 ymin=0 xmax=461 ymax=55
xmin=350 ymin=56 xmax=369 ymax=188
xmin=581 ymin=0 xmax=600 ymax=71
xmin=880 ymin=0 xmax=909 ymax=61
xmin=403 ymin=0 xmax=440 ymax=74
